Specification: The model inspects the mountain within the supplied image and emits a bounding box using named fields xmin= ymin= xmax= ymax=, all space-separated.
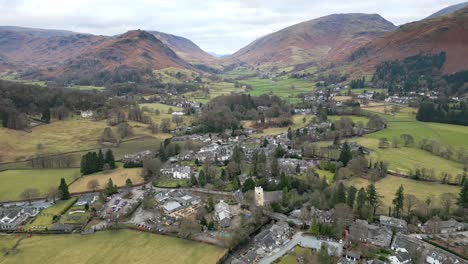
xmin=231 ymin=13 xmax=396 ymax=68
xmin=349 ymin=7 xmax=468 ymax=74
xmin=149 ymin=31 xmax=217 ymax=64
xmin=426 ymin=1 xmax=468 ymax=19
xmin=0 ymin=27 xmax=196 ymax=82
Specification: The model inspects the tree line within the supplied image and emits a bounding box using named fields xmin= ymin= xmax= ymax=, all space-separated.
xmin=80 ymin=149 xmax=116 ymax=175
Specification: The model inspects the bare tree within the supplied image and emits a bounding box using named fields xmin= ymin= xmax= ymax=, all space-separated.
xmin=21 ymin=188 xmax=40 ymax=204
xmin=87 ymin=179 xmax=100 ymax=192
xmin=178 ymin=218 xmax=200 ymax=239
xmin=47 ymin=187 xmax=60 ymax=203
xmin=405 ymin=194 xmax=419 ymax=216
xmin=439 ymin=193 xmax=456 ymax=215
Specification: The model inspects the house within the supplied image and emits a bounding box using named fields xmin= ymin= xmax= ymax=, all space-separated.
xmin=162 ymin=201 xmax=182 ymax=214
xmin=391 ymin=233 xmax=467 ymax=264
xmin=344 ymin=251 xmax=361 ymax=262
xmin=214 ymin=200 xmax=232 ymax=228
xmin=349 ymin=220 xmax=393 ymax=248
xmin=161 ymin=165 xmax=192 ymax=179
xmin=171 ymin=111 xmax=184 ymax=116
xmin=310 ymin=206 xmax=335 ymax=224
xmin=80 ymin=110 xmax=93 ymax=118
xmin=380 ymin=215 xmax=408 ymax=233
xmin=389 ymin=251 xmax=412 ymax=264
xmin=0 ymin=207 xmax=38 ymax=231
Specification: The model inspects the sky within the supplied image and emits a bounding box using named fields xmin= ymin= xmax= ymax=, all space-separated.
xmin=0 ymin=0 xmax=465 ymax=54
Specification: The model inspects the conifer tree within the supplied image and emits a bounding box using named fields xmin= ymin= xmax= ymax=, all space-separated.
xmin=392 ymin=185 xmax=404 ymax=218
xmin=58 ymin=178 xmax=70 ymax=200
xmin=339 ymin=141 xmax=352 ymax=166
xmin=105 ymin=149 xmax=116 ymax=169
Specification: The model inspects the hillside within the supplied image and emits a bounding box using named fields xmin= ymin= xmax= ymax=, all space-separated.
xmin=426 ymin=1 xmax=468 ymax=19
xmin=230 ymin=13 xmax=396 ymax=69
xmin=0 ymin=28 xmax=193 ymax=83
xmin=149 ymin=31 xmax=217 ymax=65
xmin=349 ymin=7 xmax=468 ymax=74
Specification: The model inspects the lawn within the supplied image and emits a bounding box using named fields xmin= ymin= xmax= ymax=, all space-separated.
xmin=0 ymin=229 xmax=227 ymax=264
xmin=72 ymin=85 xmax=105 ymax=91
xmin=59 ymin=204 xmax=91 ymax=226
xmin=0 ymin=169 xmax=80 ymax=202
xmin=69 ymin=168 xmax=144 ymax=193
xmin=316 ymin=169 xmax=335 ymax=183
xmin=278 ymin=246 xmax=314 ymax=264
xmin=244 ymin=114 xmax=315 ymax=138
xmin=26 ymin=198 xmax=77 ymax=231
xmin=184 ymin=81 xmax=245 ymax=104
xmin=348 ymin=176 xmax=461 ymax=209
xmin=154 ymin=177 xmax=191 ymax=188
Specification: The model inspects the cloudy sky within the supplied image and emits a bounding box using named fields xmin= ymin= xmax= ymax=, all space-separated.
xmin=0 ymin=0 xmax=465 ymax=54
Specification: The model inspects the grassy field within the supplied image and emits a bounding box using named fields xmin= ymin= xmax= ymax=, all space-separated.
xmin=244 ymin=114 xmax=315 ymax=138
xmin=71 ymin=85 xmax=105 ymax=91
xmin=0 ymin=116 xmax=167 ymax=164
xmin=328 ymin=115 xmax=370 ymax=125
xmin=0 ymin=230 xmax=227 ymax=264
xmin=240 ymin=77 xmax=315 ymax=103
xmin=316 ymin=169 xmax=335 ymax=183
xmin=59 ymin=204 xmax=91 ymax=226
xmin=26 ymin=198 xmax=77 ymax=231
xmin=154 ymin=177 xmax=191 ymax=188
xmin=348 ymin=176 xmax=461 ymax=209
xmin=69 ymin=167 xmax=144 ymax=193
xmin=352 ymin=137 xmax=465 ymax=179
xmin=0 ymin=169 xmax=80 ymax=202
xmin=184 ymin=82 xmax=245 ymax=104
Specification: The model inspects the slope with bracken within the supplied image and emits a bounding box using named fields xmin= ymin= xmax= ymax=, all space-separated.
xmin=230 ymin=13 xmax=396 ymax=69
xmin=149 ymin=31 xmax=217 ymax=65
xmin=349 ymin=7 xmax=468 ymax=75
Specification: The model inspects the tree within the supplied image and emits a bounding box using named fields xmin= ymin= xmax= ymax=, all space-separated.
xmin=21 ymin=188 xmax=40 ymax=204
xmin=339 ymin=142 xmax=352 ymax=166
xmin=100 ymin=127 xmax=118 ymax=144
xmin=378 ymin=138 xmax=390 ymax=149
xmin=47 ymin=187 xmax=59 ymax=203
xmin=270 ymin=158 xmax=279 ymax=177
xmin=105 ymin=178 xmax=117 ymax=196
xmin=59 ymin=178 xmax=70 ymax=200
xmin=198 ymin=170 xmax=207 ymax=187
xmin=105 ymin=149 xmax=116 ymax=169
xmin=178 ymin=219 xmax=200 ymax=239
xmin=190 ymin=174 xmax=198 ymax=186
xmin=41 ymin=108 xmax=51 ymax=123
xmin=97 ymin=149 xmax=104 ymax=171
xmin=347 ymin=186 xmax=357 ymax=208
xmin=458 ymin=180 xmax=468 ymax=209
xmin=356 ymin=187 xmax=367 ymax=214
xmin=392 ymin=185 xmax=404 ymax=218
xmin=334 ymin=182 xmax=346 ymax=205
xmin=367 ymin=183 xmax=380 ymax=221
xmin=404 ymin=194 xmax=419 ymax=216
xmin=242 ymin=178 xmax=256 ymax=193
xmin=87 ymin=179 xmax=100 ymax=192
xmin=125 ymin=178 xmax=133 ymax=187
xmin=440 ymin=193 xmax=456 ymax=215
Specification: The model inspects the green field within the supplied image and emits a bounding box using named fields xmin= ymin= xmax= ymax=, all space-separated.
xmin=72 ymin=85 xmax=105 ymax=91
xmin=59 ymin=204 xmax=91 ymax=225
xmin=0 ymin=230 xmax=227 ymax=264
xmin=328 ymin=115 xmax=370 ymax=125
xmin=184 ymin=82 xmax=245 ymax=104
xmin=244 ymin=114 xmax=315 ymax=137
xmin=69 ymin=167 xmax=144 ymax=193
xmin=349 ymin=176 xmax=460 ymax=209
xmin=0 ymin=169 xmax=80 ymax=202
xmin=26 ymin=198 xmax=77 ymax=231
xmin=240 ymin=77 xmax=315 ymax=103
xmin=352 ymin=138 xmax=465 ymax=180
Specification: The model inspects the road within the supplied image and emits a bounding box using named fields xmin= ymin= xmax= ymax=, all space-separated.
xmin=258 ymin=232 xmax=343 ymax=264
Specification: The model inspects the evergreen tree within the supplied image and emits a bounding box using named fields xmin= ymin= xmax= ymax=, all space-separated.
xmin=190 ymin=174 xmax=198 ymax=186
xmin=347 ymin=186 xmax=357 ymax=208
xmin=392 ymin=185 xmax=404 ymax=218
xmin=220 ymin=168 xmax=227 ymax=181
xmin=242 ymin=178 xmax=255 ymax=193
xmin=198 ymin=170 xmax=207 ymax=187
xmin=97 ymin=149 xmax=104 ymax=171
xmin=125 ymin=178 xmax=133 ymax=187
xmin=367 ymin=183 xmax=380 ymax=222
xmin=58 ymin=178 xmax=70 ymax=200
xmin=339 ymin=141 xmax=352 ymax=166
xmin=105 ymin=178 xmax=117 ymax=196
xmin=334 ymin=182 xmax=346 ymax=205
xmin=105 ymin=149 xmax=116 ymax=169
xmin=458 ymin=180 xmax=468 ymax=209
xmin=356 ymin=187 xmax=367 ymax=213
xmin=41 ymin=108 xmax=51 ymax=123
xmin=270 ymin=158 xmax=279 ymax=177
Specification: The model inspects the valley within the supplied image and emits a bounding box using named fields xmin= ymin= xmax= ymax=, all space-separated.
xmin=0 ymin=2 xmax=468 ymax=264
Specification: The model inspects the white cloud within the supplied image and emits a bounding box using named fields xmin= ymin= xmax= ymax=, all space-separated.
xmin=0 ymin=0 xmax=464 ymax=54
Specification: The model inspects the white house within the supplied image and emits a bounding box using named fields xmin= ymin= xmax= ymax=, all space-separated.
xmin=80 ymin=110 xmax=93 ymax=118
